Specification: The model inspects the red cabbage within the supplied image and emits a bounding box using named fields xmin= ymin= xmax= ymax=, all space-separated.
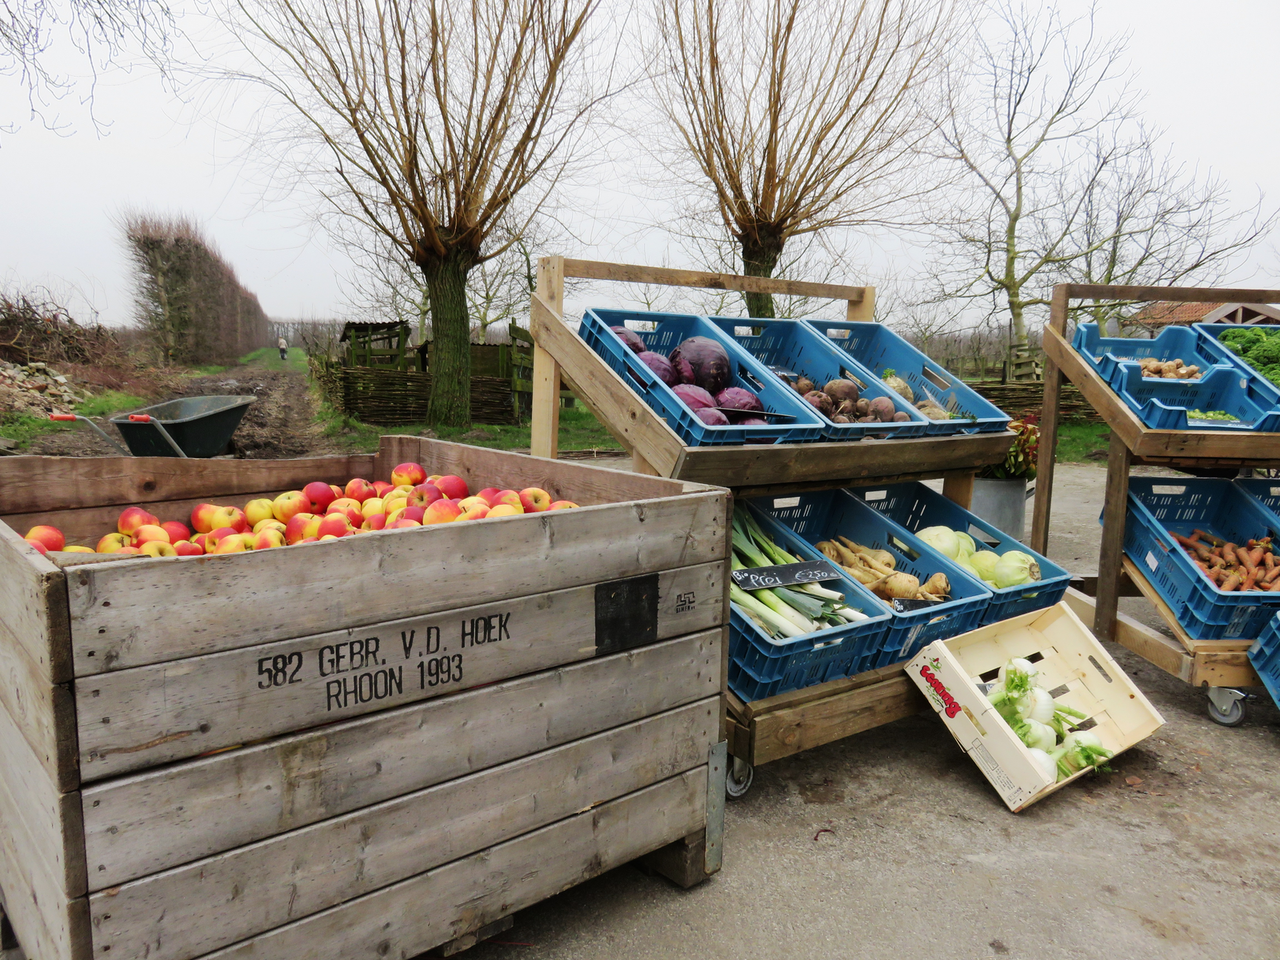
xmin=670 ymin=352 xmax=694 ymax=384
xmin=638 ymin=351 xmax=677 ymax=386
xmin=611 ymin=325 xmax=646 ymax=354
xmin=672 ymin=383 xmax=716 ymax=412
xmin=669 ymin=337 xmax=730 ymax=395
xmin=695 ymin=408 xmax=730 ymax=426
xmin=714 ymin=386 xmax=763 ymax=414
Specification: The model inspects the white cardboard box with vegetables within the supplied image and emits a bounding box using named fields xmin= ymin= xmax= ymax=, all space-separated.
xmin=906 ymin=602 xmax=1165 ymax=811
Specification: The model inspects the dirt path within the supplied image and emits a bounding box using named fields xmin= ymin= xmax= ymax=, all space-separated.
xmin=24 ymin=361 xmax=336 ymax=459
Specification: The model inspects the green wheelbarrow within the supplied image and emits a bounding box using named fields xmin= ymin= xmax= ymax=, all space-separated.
xmin=51 ymin=395 xmax=256 ymax=458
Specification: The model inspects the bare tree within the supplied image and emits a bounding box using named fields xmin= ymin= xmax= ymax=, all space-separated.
xmin=226 ymin=0 xmax=604 ymax=425
xmin=3 ymin=0 xmax=174 ymax=132
xmin=929 ymin=0 xmax=1273 ymax=369
xmin=649 ymin=0 xmax=956 ymax=317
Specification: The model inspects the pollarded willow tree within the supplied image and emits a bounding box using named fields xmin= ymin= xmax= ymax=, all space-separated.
xmin=227 ymin=0 xmax=603 ymax=425
xmin=649 ymin=0 xmax=958 ymax=317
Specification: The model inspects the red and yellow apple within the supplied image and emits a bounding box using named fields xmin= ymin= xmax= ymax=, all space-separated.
xmin=326 ymin=501 xmax=363 ymax=527
xmin=409 ymin=483 xmax=443 ymax=508
xmin=253 ymin=518 xmax=286 ymax=535
xmin=212 ymin=534 xmax=249 ymax=554
xmin=284 ymin=513 xmax=316 ymax=544
xmin=486 ymin=504 xmax=522 ymax=519
xmin=118 ymin=506 xmax=159 ymax=537
xmin=162 ymin=520 xmax=192 ymax=544
xmin=549 ymin=500 xmax=579 ymax=510
xmin=360 ymin=497 xmax=385 ymax=519
xmin=388 ymin=517 xmax=421 ymax=529
xmin=63 ymin=545 xmax=96 ymax=554
xmin=317 ymin=514 xmax=352 ymax=539
xmin=24 ymin=538 xmax=47 ymax=555
xmin=272 ymin=490 xmax=310 ymax=523
xmin=458 ymin=501 xmax=490 ymax=521
xmin=433 ymin=475 xmax=469 ymax=500
xmin=344 ymin=478 xmax=376 ymax=504
xmin=24 ymin=525 xmax=65 ymax=552
xmin=391 ymin=462 xmax=427 ymax=487
xmin=132 ymin=524 xmax=171 ymax=548
xmin=96 ymin=532 xmax=132 ymax=553
xmin=422 ymin=499 xmax=463 ymax=524
xmin=372 ymin=480 xmax=394 ymax=497
xmin=303 ymin=480 xmax=338 ymax=513
xmin=244 ymin=498 xmax=276 ymax=528
xmin=518 ymin=487 xmax=551 ymax=513
xmin=488 ymin=490 xmax=523 ymax=512
xmin=476 ymin=487 xmax=502 ymax=506
xmin=140 ymin=541 xmax=178 ymax=558
xmin=362 ymin=514 xmax=388 ymax=531
xmin=210 ymin=505 xmax=249 ymax=533
xmin=174 ymin=540 xmax=205 ymax=557
xmin=114 ymin=546 xmax=143 ymax=556
xmin=190 ymin=503 xmax=220 ymax=534
xmin=252 ymin=528 xmax=287 ymax=550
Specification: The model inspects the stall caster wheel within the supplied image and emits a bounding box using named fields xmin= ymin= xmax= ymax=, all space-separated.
xmin=1206 ymin=687 xmax=1248 ymax=727
xmin=725 ymin=756 xmax=754 ymax=800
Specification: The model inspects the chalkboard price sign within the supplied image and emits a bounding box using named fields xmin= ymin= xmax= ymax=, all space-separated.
xmin=730 ymin=559 xmax=843 ymax=591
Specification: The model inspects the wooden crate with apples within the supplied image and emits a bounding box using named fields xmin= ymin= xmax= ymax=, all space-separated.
xmin=0 ymin=436 xmax=730 ymax=960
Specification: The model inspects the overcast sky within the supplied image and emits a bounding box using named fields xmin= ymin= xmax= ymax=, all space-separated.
xmin=1 ymin=0 xmax=1277 ymax=328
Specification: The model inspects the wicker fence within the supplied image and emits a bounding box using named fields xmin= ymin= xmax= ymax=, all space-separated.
xmin=309 ymin=358 xmax=517 ymax=426
xmin=967 ymin=379 xmax=1103 ymax=423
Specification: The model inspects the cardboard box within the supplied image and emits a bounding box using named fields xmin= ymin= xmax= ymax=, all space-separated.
xmin=906 ymin=602 xmax=1164 ymax=811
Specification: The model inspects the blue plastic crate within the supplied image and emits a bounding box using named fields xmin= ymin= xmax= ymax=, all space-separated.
xmin=578 ymin=308 xmax=826 ymax=446
xmin=801 ymin=319 xmax=1010 ymax=435
xmin=702 ymin=316 xmax=929 ymax=440
xmin=1111 ymin=363 xmax=1280 ymax=433
xmin=1123 ymin=477 xmax=1280 ymax=639
xmin=727 ymin=505 xmax=891 ymax=701
xmin=1194 ymin=323 xmax=1280 ymax=398
xmin=1235 ymin=477 xmax=1280 ymax=515
xmin=752 ymin=489 xmax=991 ymax=668
xmin=1072 ymin=322 xmax=1238 ymax=390
xmin=1248 ymin=613 xmax=1280 ymax=714
xmin=849 ymin=481 xmax=1070 ymax=625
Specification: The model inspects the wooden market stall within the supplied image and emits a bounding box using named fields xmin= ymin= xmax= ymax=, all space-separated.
xmin=526 ymin=256 xmax=1016 ymax=793
xmin=0 ymin=440 xmax=730 ymax=960
xmin=1031 ymin=283 xmax=1280 ymax=725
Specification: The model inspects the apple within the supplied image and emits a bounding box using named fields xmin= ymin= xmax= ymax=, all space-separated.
xmin=487 ymin=490 xmax=523 ymax=512
xmin=422 ymin=499 xmax=463 ymax=524
xmin=114 ymin=546 xmax=143 ymax=556
xmin=457 ymin=495 xmax=489 ymax=511
xmin=303 ymin=515 xmax=324 ymax=539
xmin=24 ymin=525 xmax=65 ymax=552
xmin=372 ymin=480 xmax=394 ymax=497
xmin=162 ymin=520 xmax=192 ymax=544
xmin=362 ymin=514 xmax=388 ymax=531
xmin=133 ymin=524 xmax=171 ymax=547
xmin=399 ymin=505 xmax=425 ymax=524
xmin=174 ymin=540 xmax=205 ymax=557
xmin=388 ymin=517 xmax=421 ymax=529
xmin=272 ymin=491 xmax=310 ymax=523
xmin=252 ymin=528 xmax=287 ymax=550
xmin=391 ymin=462 xmax=427 ymax=487
xmin=244 ymin=498 xmax=276 ymax=528
xmin=433 ymin=475 xmax=469 ymax=500
xmin=298 ymin=536 xmax=319 ymax=544
xmin=253 ymin=518 xmax=287 ymax=535
xmin=212 ymin=535 xmax=249 ymax=554
xmin=62 ymin=545 xmax=96 ymax=554
xmin=210 ymin=505 xmax=249 ymax=533
xmin=344 ymin=478 xmax=377 ymax=503
xmin=190 ymin=503 xmax=220 ymax=534
xmin=476 ymin=487 xmax=503 ymax=506
xmin=96 ymin=532 xmax=132 ymax=553
xmin=329 ymin=483 xmax=344 ymax=498
xmin=518 ymin=487 xmax=552 ymax=513
xmin=317 ymin=514 xmax=352 ymax=538
xmin=486 ymin=504 xmax=522 ymax=519
xmin=24 ymin=538 xmax=48 ymax=555
xmin=360 ymin=497 xmax=386 ymax=519
xmin=285 ymin=513 xmax=317 ymax=544
xmin=458 ymin=502 xmax=490 ymax=521
xmin=327 ymin=503 xmax=363 ymax=527
xmin=140 ymin=541 xmax=178 ymax=558
xmin=548 ymin=500 xmax=579 ymax=510
xmin=409 ymin=483 xmax=443 ymax=508
xmin=303 ymin=481 xmax=337 ymax=513
xmin=118 ymin=506 xmax=159 ymax=537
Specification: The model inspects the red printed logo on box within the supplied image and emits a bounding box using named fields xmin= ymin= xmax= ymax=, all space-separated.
xmin=919 ymin=662 xmax=962 ymax=718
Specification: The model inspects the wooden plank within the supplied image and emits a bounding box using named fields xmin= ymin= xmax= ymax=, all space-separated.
xmin=1061 ymin=283 xmax=1280 ymax=303
xmin=1192 ymin=652 xmax=1259 ymax=688
xmin=1041 ymin=326 xmax=1144 ymax=453
xmin=748 ymin=673 xmax=927 ymax=765
xmin=0 ymin=455 xmax=374 ymax=516
xmin=1062 ymin=588 xmax=1194 ymax=682
xmin=88 ymin=700 xmax=718 ymax=960
xmin=530 ymin=293 xmax=685 ymax=475
xmin=732 ymin=468 xmax=988 ymax=502
xmin=1094 ymin=432 xmax=1132 ymax=642
xmin=845 ymin=288 xmax=875 ymax=322
xmin=0 ymin=703 xmax=86 ymax=897
xmin=67 ymin=488 xmax=728 ymax=675
xmin=188 ymin=769 xmax=705 ymax=960
xmin=530 ymin=257 xmax=565 ymax=460
xmin=672 ymin=431 xmax=1013 ymax=488
xmin=1031 ymin=287 xmax=1069 ymax=555
xmin=0 ymin=633 xmax=78 ymax=791
xmin=1120 ymin=558 xmax=1254 ymax=656
xmin=941 ymin=472 xmax=974 ymax=510
xmin=743 ymin=661 xmax=909 ymax=719
xmin=75 ymin=562 xmax=724 ymax=778
xmin=0 ymin=523 xmax=71 ymax=684
xmin=561 ymin=258 xmax=870 ymax=303
xmin=81 ymin=629 xmax=721 ymax=887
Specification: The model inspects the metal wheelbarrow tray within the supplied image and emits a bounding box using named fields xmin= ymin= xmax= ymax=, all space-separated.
xmin=51 ymin=395 xmax=256 ymax=458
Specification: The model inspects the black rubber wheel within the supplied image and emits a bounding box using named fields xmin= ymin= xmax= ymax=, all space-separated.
xmin=1207 ymin=695 xmax=1247 ymax=727
xmin=725 ymin=758 xmax=754 ymax=800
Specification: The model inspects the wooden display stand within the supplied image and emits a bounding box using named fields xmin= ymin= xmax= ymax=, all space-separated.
xmin=526 ymin=257 xmax=1014 ymax=790
xmin=1031 ymin=283 xmax=1278 ymax=723
xmin=0 ymin=440 xmax=729 ymax=960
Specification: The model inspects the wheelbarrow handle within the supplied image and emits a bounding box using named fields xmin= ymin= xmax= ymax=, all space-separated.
xmin=49 ymin=414 xmax=77 ymax=421
xmin=50 ymin=414 xmax=131 ymax=456
xmin=142 ymin=416 xmax=188 ymax=458
xmin=128 ymin=414 xmax=151 ymax=422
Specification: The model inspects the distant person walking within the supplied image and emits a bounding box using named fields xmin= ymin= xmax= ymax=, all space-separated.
xmin=277 ymin=336 xmax=288 ymax=362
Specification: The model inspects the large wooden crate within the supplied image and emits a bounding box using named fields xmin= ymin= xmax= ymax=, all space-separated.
xmin=0 ymin=437 xmax=730 ymax=960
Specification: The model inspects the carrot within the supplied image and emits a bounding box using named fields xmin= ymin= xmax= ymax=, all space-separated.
xmin=1193 ymin=528 xmax=1225 ymax=546
xmin=1240 ymin=551 xmax=1258 ymax=578
xmin=1264 ymin=553 xmax=1276 ymax=571
xmin=1251 ymin=546 xmax=1265 ymax=566
xmin=1242 ymin=572 xmax=1258 ymax=592
xmin=1188 ymin=531 xmax=1202 ymax=543
xmin=1264 ymin=565 xmax=1280 ymax=585
xmin=1220 ymin=573 xmax=1243 ymax=592
xmin=1222 ymin=543 xmax=1239 ymax=565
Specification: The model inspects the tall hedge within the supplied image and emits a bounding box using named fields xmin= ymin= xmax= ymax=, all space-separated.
xmin=123 ymin=214 xmax=269 ymax=365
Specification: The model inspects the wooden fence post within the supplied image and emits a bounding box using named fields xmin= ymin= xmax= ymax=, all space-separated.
xmin=530 ymin=257 xmax=565 ymax=460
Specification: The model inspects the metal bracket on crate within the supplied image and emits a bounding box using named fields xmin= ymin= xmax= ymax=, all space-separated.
xmin=704 ymin=740 xmax=727 ymax=874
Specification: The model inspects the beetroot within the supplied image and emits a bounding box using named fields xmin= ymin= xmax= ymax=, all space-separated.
xmin=669 ymin=337 xmax=730 ymax=395
xmin=695 ymin=408 xmax=730 ymax=426
xmin=638 ymin=351 xmax=677 ymax=386
xmin=803 ymin=390 xmax=834 ymax=417
xmin=714 ymin=386 xmax=764 ymax=415
xmin=611 ymin=325 xmax=646 ymax=354
xmin=672 ymin=383 xmax=716 ymax=412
